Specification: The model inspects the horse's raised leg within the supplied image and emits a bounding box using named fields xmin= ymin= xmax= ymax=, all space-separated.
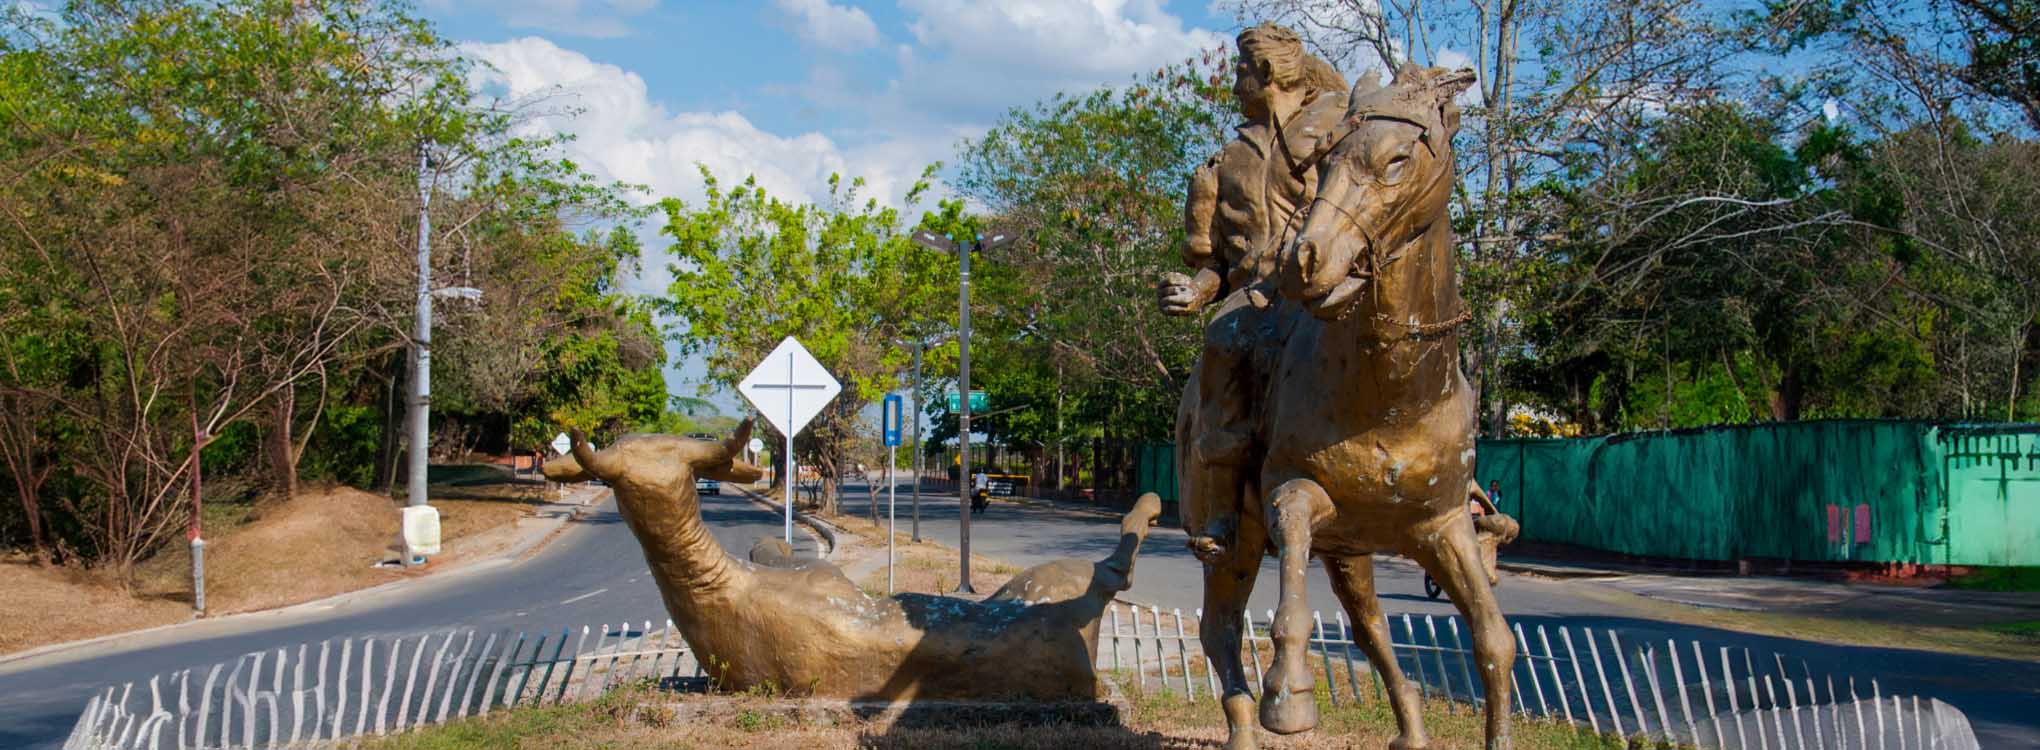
xmin=1259 ymin=478 xmax=1334 ymax=734
xmin=1199 ymin=512 xmax=1267 ymax=750
xmin=1414 ymin=518 xmax=1516 ymax=750
xmin=1325 ymin=554 xmax=1430 ymax=749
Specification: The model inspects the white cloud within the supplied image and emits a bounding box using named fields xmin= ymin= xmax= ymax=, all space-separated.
xmin=772 ymin=0 xmax=880 ymax=52
xmin=882 ymin=0 xmax=1226 ymax=123
xmin=424 ymin=0 xmax=659 ymax=39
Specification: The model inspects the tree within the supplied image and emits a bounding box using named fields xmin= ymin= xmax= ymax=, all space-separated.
xmin=660 ymin=169 xmax=954 ymax=514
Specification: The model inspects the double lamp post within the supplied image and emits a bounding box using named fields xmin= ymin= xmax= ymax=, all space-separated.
xmin=909 ymin=229 xmax=1011 ymax=595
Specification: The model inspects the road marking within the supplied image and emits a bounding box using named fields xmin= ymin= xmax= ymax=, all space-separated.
xmin=560 ymin=588 xmax=608 ymax=605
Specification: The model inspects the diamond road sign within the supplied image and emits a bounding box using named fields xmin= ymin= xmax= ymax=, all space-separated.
xmin=738 ymin=336 xmax=842 ymax=436
xmin=551 ymin=432 xmax=570 ymax=455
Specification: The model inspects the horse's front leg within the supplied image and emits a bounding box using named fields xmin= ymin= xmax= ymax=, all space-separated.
xmin=1259 ymin=477 xmax=1334 ymax=734
xmin=1414 ymin=515 xmax=1517 ymax=750
xmin=1325 ymin=554 xmax=1429 ymax=749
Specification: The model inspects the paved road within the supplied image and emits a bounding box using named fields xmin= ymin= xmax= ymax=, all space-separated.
xmin=0 ymin=490 xmax=815 ymax=750
xmin=852 ymin=480 xmax=2040 ymax=748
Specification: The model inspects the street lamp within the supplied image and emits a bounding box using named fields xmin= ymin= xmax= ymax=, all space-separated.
xmin=909 ymin=229 xmax=1011 ymax=595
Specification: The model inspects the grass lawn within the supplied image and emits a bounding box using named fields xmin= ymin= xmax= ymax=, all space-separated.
xmin=1948 ymin=566 xmax=2040 ymax=592
xmin=363 ymin=677 xmax=1653 ymax=750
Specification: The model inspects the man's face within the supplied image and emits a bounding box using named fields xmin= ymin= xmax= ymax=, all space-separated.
xmin=1234 ymin=54 xmax=1272 ymax=120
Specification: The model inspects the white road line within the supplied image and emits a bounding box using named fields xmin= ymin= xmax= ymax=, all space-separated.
xmin=559 ymin=588 xmax=608 ymax=605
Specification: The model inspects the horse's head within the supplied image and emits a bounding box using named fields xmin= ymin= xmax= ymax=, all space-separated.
xmin=1282 ymin=64 xmax=1476 ymax=320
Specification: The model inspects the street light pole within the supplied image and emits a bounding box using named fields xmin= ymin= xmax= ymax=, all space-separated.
xmin=910 ymin=342 xmax=923 ymax=543
xmin=910 ymin=230 xmax=1011 ymax=596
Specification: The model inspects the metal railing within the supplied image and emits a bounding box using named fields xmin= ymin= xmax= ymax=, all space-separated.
xmin=66 ymin=606 xmax=1982 ymax=749
xmin=1098 ymin=603 xmax=1981 ymax=750
xmin=65 ymin=620 xmax=698 ymax=750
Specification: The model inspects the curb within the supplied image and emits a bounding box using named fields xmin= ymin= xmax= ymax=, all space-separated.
xmin=0 ymin=485 xmax=610 ymax=669
xmin=1496 ymin=561 xmax=1629 ymax=580
xmin=733 ymin=485 xmax=837 ymax=559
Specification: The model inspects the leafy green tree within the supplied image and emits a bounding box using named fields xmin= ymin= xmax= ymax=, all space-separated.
xmin=660 ymin=168 xmax=955 ymax=513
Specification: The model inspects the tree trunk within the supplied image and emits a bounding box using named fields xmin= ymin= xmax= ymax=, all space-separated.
xmin=371 ymin=356 xmax=402 ymax=492
xmin=268 ymin=387 xmax=297 ymax=500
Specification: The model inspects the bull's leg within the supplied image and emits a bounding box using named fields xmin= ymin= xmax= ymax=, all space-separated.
xmin=1414 ymin=516 xmax=1516 ymax=750
xmin=1200 ymin=512 xmax=1268 ymax=750
xmin=1325 ymin=554 xmax=1429 ymax=749
xmin=1259 ymin=477 xmax=1334 ymax=734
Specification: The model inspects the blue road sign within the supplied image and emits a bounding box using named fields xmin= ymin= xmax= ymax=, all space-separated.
xmin=882 ymin=393 xmax=903 ymax=446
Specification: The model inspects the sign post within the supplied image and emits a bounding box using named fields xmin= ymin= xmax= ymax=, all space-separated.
xmin=882 ymin=393 xmax=903 ymax=592
xmin=738 ymin=337 xmax=843 ymax=545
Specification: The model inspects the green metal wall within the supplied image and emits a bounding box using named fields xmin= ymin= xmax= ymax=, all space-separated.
xmin=1476 ymin=421 xmax=2040 ymax=566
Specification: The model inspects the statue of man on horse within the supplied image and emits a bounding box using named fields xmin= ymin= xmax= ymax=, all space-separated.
xmin=1163 ymin=25 xmax=1524 ymax=750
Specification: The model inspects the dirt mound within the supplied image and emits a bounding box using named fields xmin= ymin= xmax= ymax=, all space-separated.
xmin=178 ymin=487 xmax=405 ymax=611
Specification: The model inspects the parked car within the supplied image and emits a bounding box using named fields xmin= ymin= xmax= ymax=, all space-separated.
xmin=696 ymin=477 xmax=720 ymax=495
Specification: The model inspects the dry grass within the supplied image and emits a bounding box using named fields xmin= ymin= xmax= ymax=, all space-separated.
xmin=827 ymin=514 xmax=1023 ymax=598
xmin=1572 ymin=584 xmax=2040 ymax=662
xmin=1 ymin=471 xmax=551 ymax=657
xmin=362 ymin=678 xmax=1639 ymax=750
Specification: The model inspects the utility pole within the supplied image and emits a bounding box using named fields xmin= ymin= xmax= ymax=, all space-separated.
xmin=403 ymin=143 xmax=479 ymax=566
xmin=408 ymin=146 xmax=433 ymax=515
xmin=910 ymin=230 xmax=1012 ymax=595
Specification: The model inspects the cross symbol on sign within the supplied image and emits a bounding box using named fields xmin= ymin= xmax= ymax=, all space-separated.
xmin=738 ymin=336 xmax=843 ymax=437
xmin=737 ymin=336 xmax=843 ymax=545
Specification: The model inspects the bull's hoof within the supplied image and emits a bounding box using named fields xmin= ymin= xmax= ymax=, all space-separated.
xmin=1257 ymin=658 xmax=1318 ymax=734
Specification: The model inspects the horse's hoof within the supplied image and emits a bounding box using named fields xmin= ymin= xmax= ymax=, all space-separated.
xmin=1224 ymin=732 xmax=1260 ymax=750
xmin=1257 ymin=661 xmax=1318 ymax=734
xmin=1389 ymin=734 xmax=1431 ymax=750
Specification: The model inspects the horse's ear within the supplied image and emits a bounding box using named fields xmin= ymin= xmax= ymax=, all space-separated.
xmin=1433 ymin=68 xmax=1478 ymax=102
xmin=1350 ymin=70 xmax=1382 ymax=99
xmin=1432 ymin=68 xmax=1478 ymax=137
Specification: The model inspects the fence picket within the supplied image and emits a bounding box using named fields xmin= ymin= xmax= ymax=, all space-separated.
xmin=1538 ymin=626 xmax=1571 ymax=726
xmin=1446 ymin=617 xmax=1481 ymax=711
xmin=1874 ymin=679 xmax=1887 ymax=750
xmin=290 ymin=643 xmax=308 ymax=746
xmin=1401 ymin=614 xmax=1429 ymax=701
xmin=1108 ymin=606 xmax=1122 ymax=673
xmin=1583 ymin=628 xmax=1622 ymax=737
xmin=1514 ymin=624 xmax=1547 ymax=718
xmin=457 ymin=632 xmax=499 ymax=719
xmin=1335 ymin=612 xmax=1365 ymax=703
xmin=435 ymin=630 xmax=476 ymax=723
xmin=410 ymin=631 xmax=453 ymax=729
xmin=1610 ymin=632 xmax=1649 ymax=738
xmin=1641 ymin=643 xmax=1673 ymax=741
xmin=353 ymin=639 xmax=376 ymax=735
xmin=1174 ymin=609 xmax=1198 ymax=700
xmin=1560 ymin=627 xmax=1598 ymax=734
xmin=478 ymin=633 xmax=523 ymax=717
xmin=1744 ymin=650 xmax=1769 ymax=750
xmin=1763 ymin=675 xmax=1788 ymax=750
xmin=574 ymin=625 xmax=610 ymax=702
xmin=1313 ymin=611 xmax=1336 ymax=706
xmin=1694 ymin=642 xmax=1724 ymax=749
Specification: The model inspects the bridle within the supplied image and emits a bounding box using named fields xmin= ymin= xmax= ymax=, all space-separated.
xmin=1275 ymin=107 xmax=1470 ymax=339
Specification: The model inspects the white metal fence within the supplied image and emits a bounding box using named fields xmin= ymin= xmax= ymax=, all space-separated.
xmin=64 ymin=620 xmax=701 ymax=750
xmin=66 ymin=606 xmax=1982 ymax=750
xmin=1098 ymin=603 xmax=1982 ymax=750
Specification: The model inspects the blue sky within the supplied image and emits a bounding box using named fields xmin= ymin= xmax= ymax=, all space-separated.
xmin=412 ymin=1 xmax=1249 ymax=410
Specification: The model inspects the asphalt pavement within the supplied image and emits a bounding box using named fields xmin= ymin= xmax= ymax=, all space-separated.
xmin=0 ymin=490 xmax=815 ymax=750
xmin=848 ymin=480 xmax=2039 ymax=749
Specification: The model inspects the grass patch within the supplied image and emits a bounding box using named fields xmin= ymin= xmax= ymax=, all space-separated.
xmin=364 ymin=677 xmax=1644 ymax=750
xmin=1949 ymin=566 xmax=2040 ymax=592
xmin=1575 ymin=585 xmax=2040 ymax=662
xmin=1982 ymin=620 xmax=2040 ymax=639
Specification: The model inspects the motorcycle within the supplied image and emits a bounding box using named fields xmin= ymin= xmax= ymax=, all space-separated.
xmin=970 ymin=488 xmax=990 ymax=515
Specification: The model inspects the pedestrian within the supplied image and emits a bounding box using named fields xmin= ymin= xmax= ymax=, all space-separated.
xmin=971 ymin=469 xmax=990 ymax=514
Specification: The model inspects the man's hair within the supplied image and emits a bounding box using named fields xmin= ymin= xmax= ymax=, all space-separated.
xmin=1236 ymin=22 xmax=1347 ymax=95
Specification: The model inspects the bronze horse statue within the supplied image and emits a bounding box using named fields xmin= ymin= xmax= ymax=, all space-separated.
xmin=1188 ymin=65 xmax=1521 ymax=750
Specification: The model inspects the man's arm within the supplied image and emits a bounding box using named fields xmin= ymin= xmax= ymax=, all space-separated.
xmin=1159 ymin=156 xmax=1225 ymax=316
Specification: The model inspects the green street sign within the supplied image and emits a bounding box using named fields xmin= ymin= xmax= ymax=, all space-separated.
xmin=945 ymin=390 xmax=988 ymax=412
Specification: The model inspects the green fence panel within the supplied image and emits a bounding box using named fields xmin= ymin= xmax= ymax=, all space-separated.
xmin=1148 ymin=420 xmax=2036 ymax=565
xmin=1475 ymin=420 xmax=2039 ymax=566
xmin=1934 ymin=426 xmax=2040 ymax=567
